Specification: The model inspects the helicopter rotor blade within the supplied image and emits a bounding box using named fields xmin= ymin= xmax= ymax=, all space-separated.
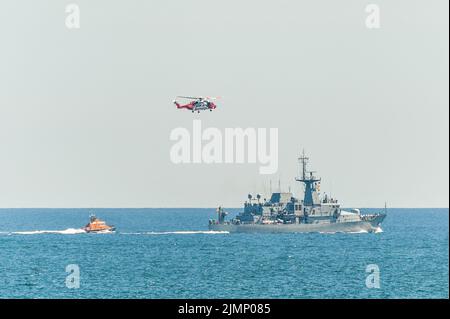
xmin=176 ymin=96 xmax=203 ymax=100
xmin=205 ymin=96 xmax=221 ymax=100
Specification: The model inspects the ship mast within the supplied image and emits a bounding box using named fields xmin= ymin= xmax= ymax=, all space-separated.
xmin=300 ymin=150 xmax=308 ymax=181
xmin=295 ymin=150 xmax=321 ymax=206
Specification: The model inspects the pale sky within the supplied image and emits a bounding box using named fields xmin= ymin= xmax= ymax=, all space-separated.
xmin=0 ymin=0 xmax=448 ymax=208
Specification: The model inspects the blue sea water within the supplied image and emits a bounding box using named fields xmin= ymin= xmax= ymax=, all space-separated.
xmin=0 ymin=208 xmax=448 ymax=299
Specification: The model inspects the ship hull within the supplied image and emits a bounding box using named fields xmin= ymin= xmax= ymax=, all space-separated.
xmin=209 ymin=215 xmax=385 ymax=233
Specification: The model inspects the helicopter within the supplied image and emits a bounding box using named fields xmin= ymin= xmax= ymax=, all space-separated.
xmin=173 ymin=96 xmax=220 ymax=113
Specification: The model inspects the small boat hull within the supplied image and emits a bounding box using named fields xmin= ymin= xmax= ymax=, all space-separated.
xmin=84 ymin=227 xmax=116 ymax=233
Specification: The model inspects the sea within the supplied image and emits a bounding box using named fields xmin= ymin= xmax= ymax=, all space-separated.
xmin=0 ymin=208 xmax=448 ymax=299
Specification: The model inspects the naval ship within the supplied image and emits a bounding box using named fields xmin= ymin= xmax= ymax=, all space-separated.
xmin=209 ymin=152 xmax=386 ymax=233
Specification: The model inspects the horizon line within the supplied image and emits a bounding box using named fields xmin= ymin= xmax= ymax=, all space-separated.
xmin=0 ymin=206 xmax=448 ymax=210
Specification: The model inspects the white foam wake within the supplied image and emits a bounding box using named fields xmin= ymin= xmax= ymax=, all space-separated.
xmin=318 ymin=229 xmax=369 ymax=234
xmin=146 ymin=230 xmax=229 ymax=235
xmin=374 ymin=227 xmax=384 ymax=233
xmin=346 ymin=229 xmax=370 ymax=234
xmin=122 ymin=230 xmax=229 ymax=235
xmin=347 ymin=227 xmax=384 ymax=234
xmin=10 ymin=228 xmax=86 ymax=235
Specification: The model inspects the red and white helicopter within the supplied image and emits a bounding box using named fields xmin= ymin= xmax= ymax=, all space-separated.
xmin=173 ymin=96 xmax=220 ymax=113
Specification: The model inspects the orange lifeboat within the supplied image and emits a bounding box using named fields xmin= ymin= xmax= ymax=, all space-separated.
xmin=84 ymin=214 xmax=115 ymax=233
